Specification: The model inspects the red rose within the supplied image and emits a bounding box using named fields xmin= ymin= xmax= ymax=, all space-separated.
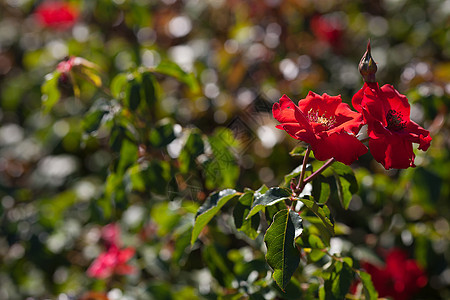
xmin=361 ymin=248 xmax=428 ymax=300
xmin=35 ymin=1 xmax=79 ymax=30
xmin=273 ymin=92 xmax=367 ymax=165
xmin=352 ymin=82 xmax=432 ymax=169
xmin=87 ymin=245 xmax=136 ymax=279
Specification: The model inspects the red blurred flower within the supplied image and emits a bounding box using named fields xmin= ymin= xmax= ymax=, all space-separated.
xmin=87 ymin=245 xmax=136 ymax=279
xmin=361 ymin=248 xmax=428 ymax=300
xmin=310 ymin=14 xmax=344 ymax=49
xmin=273 ymin=92 xmax=367 ymax=165
xmin=352 ymin=82 xmax=432 ymax=169
xmin=35 ymin=1 xmax=79 ymax=30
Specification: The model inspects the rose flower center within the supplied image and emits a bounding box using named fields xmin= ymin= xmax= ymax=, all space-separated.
xmin=307 ymin=108 xmax=337 ymax=129
xmin=386 ymin=109 xmax=406 ymax=131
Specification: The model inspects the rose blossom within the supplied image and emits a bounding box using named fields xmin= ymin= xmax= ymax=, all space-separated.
xmin=353 ymin=43 xmax=431 ymax=169
xmin=361 ymin=248 xmax=427 ymax=300
xmin=273 ymin=92 xmax=367 ymax=165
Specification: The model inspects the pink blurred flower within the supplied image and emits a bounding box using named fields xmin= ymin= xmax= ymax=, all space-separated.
xmin=35 ymin=1 xmax=79 ymax=30
xmin=87 ymin=245 xmax=136 ymax=279
xmin=101 ymin=223 xmax=121 ymax=248
xmin=361 ymin=248 xmax=428 ymax=300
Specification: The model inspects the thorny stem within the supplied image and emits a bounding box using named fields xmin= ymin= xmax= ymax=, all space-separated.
xmin=303 ymin=158 xmax=335 ymax=186
xmin=292 ymin=147 xmax=335 ymax=203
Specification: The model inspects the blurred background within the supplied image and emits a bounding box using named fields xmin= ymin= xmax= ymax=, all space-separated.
xmin=0 ymin=0 xmax=449 ymax=299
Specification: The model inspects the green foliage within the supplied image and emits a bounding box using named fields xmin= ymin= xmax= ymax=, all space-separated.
xmin=233 ymin=191 xmax=260 ymax=239
xmin=2 ymin=0 xmax=449 ymax=299
xmin=41 ymin=71 xmax=61 ymax=113
xmin=152 ymin=61 xmax=200 ymax=94
xmin=247 ymin=187 xmax=292 ymax=219
xmin=298 ymin=196 xmax=334 ymax=235
xmin=179 ymin=129 xmax=204 ymax=174
xmin=191 ymin=189 xmax=240 ymax=245
xmin=359 ymin=270 xmax=379 ymax=300
xmin=264 ymin=209 xmax=303 ymax=291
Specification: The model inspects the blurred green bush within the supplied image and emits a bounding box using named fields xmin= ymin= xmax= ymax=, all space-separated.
xmin=0 ymin=0 xmax=449 ymax=299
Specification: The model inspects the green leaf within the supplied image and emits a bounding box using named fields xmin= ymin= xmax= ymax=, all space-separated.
xmin=247 ymin=187 xmax=291 ymax=219
xmin=116 ymin=138 xmax=138 ymax=175
xmin=265 ymin=201 xmax=288 ymax=226
xmin=191 ymin=189 xmax=239 ymax=245
xmin=203 ymin=127 xmax=240 ymax=189
xmin=124 ymin=163 xmax=145 ymax=192
xmin=171 ymin=225 xmax=193 ymax=267
xmin=151 ymin=202 xmax=182 ymax=236
xmin=126 ymin=79 xmax=141 ymax=111
xmin=109 ymin=117 xmax=138 ymax=153
xmin=319 ymin=161 xmax=357 ymax=209
xmin=331 ymin=162 xmax=358 ymax=210
xmin=141 ymin=160 xmax=173 ymax=195
xmin=289 ymin=146 xmax=307 ymax=156
xmin=256 ymin=184 xmax=269 ymax=194
xmin=334 ymin=175 xmax=352 ymax=210
xmin=309 ymin=249 xmax=326 ymax=262
xmin=203 ymin=243 xmax=235 ymax=287
xmin=82 ymin=98 xmax=110 ymax=133
xmin=101 ymin=172 xmax=126 ymax=215
xmin=289 ymin=146 xmax=315 ymax=159
xmin=153 ymin=60 xmax=200 ymax=94
xmin=284 ymin=165 xmax=302 ymax=186
xmin=297 ymin=196 xmax=334 ymax=235
xmin=149 ymin=118 xmax=177 ymax=148
xmin=233 ymin=191 xmax=260 ymax=239
xmin=312 ymin=176 xmax=331 ymax=204
xmin=330 ymin=261 xmax=353 ymax=299
xmin=179 ymin=129 xmax=204 ymax=174
xmin=303 ymin=216 xmax=332 ymax=246
xmin=38 ymin=190 xmax=77 ymax=227
xmin=359 ymin=271 xmax=378 ymax=300
xmin=264 ymin=209 xmax=303 ymax=291
xmin=110 ymin=73 xmax=129 ymax=99
xmin=142 ymin=72 xmax=157 ymax=108
xmin=41 ymin=71 xmax=62 ymax=113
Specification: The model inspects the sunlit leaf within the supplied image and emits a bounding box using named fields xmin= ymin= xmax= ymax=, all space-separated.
xmin=359 ymin=270 xmax=378 ymax=300
xmin=179 ymin=129 xmax=204 ymax=174
xmin=151 ymin=202 xmax=182 ymax=236
xmin=82 ymin=98 xmax=110 ymax=133
xmin=110 ymin=73 xmax=129 ymax=99
xmin=284 ymin=165 xmax=302 ymax=186
xmin=191 ymin=189 xmax=240 ymax=245
xmin=321 ymin=162 xmax=358 ymax=209
xmin=330 ymin=261 xmax=353 ymax=299
xmin=153 ymin=60 xmax=200 ymax=94
xmin=41 ymin=71 xmax=62 ymax=113
xmin=264 ymin=209 xmax=302 ymax=291
xmin=297 ymin=196 xmax=334 ymax=235
xmin=247 ymin=187 xmax=291 ymax=219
